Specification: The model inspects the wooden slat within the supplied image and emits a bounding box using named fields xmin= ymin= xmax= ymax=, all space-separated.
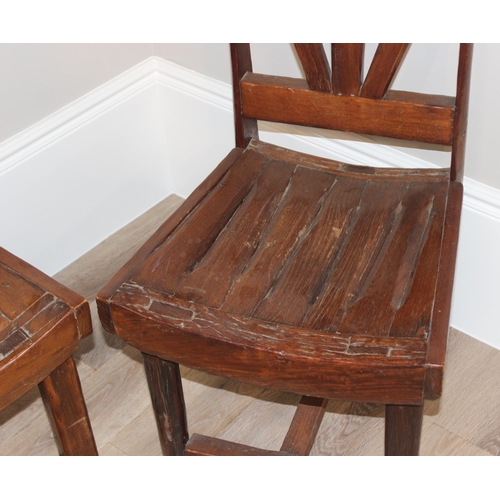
xmin=221 ymin=165 xmax=336 ymax=316
xmin=230 ymin=43 xmax=258 ymax=148
xmin=241 ymin=73 xmax=454 ymax=145
xmin=336 ymin=182 xmax=441 ymax=337
xmin=249 ymin=139 xmax=449 ymax=180
xmin=294 ymin=43 xmax=332 ymax=92
xmin=254 ymin=174 xmax=366 ymax=325
xmin=133 ymin=149 xmax=268 ymax=295
xmin=302 ymin=180 xmax=408 ymax=332
xmin=360 ymin=43 xmax=410 ymax=99
xmin=185 ymin=433 xmax=288 ymax=456
xmin=331 ymin=43 xmax=364 ymax=95
xmin=176 ymin=159 xmax=295 ymax=308
xmin=451 ymin=44 xmax=474 ymax=182
xmin=389 ymin=182 xmax=448 ymax=338
xmin=280 ymin=396 xmax=327 ymax=455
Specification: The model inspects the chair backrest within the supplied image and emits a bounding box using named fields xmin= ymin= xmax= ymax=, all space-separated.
xmin=231 ymin=43 xmax=473 ymax=182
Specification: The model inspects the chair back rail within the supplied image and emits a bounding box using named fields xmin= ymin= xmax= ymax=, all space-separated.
xmin=231 ymin=43 xmax=473 ymax=181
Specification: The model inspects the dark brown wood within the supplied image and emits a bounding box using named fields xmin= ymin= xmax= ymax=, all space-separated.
xmin=331 ymin=43 xmax=364 ymax=95
xmin=230 ymin=43 xmax=258 ymax=148
xmin=142 ymin=353 xmax=188 ymax=455
xmin=97 ymin=44 xmax=473 ymax=456
xmin=97 ymin=147 xmax=245 ymax=334
xmin=280 ymin=396 xmax=327 ymax=455
xmin=424 ymin=182 xmax=464 ymax=399
xmin=110 ymin=285 xmax=428 ymax=405
xmin=451 ymin=44 xmax=474 ymax=182
xmin=385 ymin=404 xmax=424 ymax=455
xmin=360 ymin=43 xmax=410 ymax=99
xmin=38 ymin=356 xmax=98 ymax=456
xmin=0 ymin=247 xmax=97 ymax=455
xmin=185 ymin=434 xmax=289 ymax=456
xmin=240 ymin=73 xmax=454 ymax=145
xmin=294 ymin=43 xmax=332 ymax=92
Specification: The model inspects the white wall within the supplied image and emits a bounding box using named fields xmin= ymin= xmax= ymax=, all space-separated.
xmin=0 ymin=44 xmax=154 ymax=143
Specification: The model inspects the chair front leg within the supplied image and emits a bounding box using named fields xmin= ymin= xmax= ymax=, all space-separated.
xmin=38 ymin=356 xmax=98 ymax=456
xmin=142 ymin=353 xmax=189 ymax=455
xmin=385 ymin=403 xmax=424 ymax=456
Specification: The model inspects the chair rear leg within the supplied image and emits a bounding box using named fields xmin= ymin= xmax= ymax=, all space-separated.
xmin=142 ymin=353 xmax=189 ymax=455
xmin=385 ymin=404 xmax=424 ymax=456
xmin=38 ymin=356 xmax=98 ymax=455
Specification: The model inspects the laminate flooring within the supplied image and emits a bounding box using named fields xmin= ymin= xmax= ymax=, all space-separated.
xmin=1 ymin=194 xmax=498 ymax=456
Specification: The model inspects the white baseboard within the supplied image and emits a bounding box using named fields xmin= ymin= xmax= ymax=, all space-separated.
xmin=1 ymin=57 xmax=499 ymax=349
xmin=0 ymin=57 xmax=172 ymax=276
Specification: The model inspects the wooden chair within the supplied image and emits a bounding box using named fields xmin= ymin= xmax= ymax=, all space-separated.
xmin=97 ymin=43 xmax=473 ymax=456
xmin=0 ymin=247 xmax=98 ymax=455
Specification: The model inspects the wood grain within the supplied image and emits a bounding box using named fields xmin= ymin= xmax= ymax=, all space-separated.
xmin=331 ymin=43 xmax=364 ymax=96
xmin=294 ymin=43 xmax=332 ymax=92
xmin=360 ymin=43 xmax=410 ymax=99
xmin=241 ymin=73 xmax=454 ymax=145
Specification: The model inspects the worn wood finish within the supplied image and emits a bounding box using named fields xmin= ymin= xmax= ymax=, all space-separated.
xmin=331 ymin=43 xmax=364 ymax=96
xmin=38 ymin=356 xmax=97 ymax=455
xmin=280 ymin=396 xmax=327 ymax=455
xmin=360 ymin=43 xmax=410 ymax=99
xmin=241 ymin=74 xmax=454 ymax=145
xmin=294 ymin=43 xmax=332 ymax=92
xmin=0 ymin=247 xmax=97 ymax=455
xmin=97 ymin=147 xmax=244 ymax=334
xmin=385 ymin=404 xmax=424 ymax=455
xmin=97 ymin=44 xmax=473 ymax=455
xmin=142 ymin=353 xmax=188 ymax=455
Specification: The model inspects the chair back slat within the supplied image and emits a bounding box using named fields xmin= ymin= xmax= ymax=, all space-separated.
xmin=360 ymin=43 xmax=410 ymax=99
xmin=294 ymin=44 xmax=332 ymax=92
xmin=331 ymin=43 xmax=364 ymax=96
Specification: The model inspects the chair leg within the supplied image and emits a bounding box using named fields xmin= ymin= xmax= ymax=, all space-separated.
xmin=38 ymin=356 xmax=98 ymax=455
xmin=142 ymin=353 xmax=189 ymax=455
xmin=385 ymin=404 xmax=424 ymax=456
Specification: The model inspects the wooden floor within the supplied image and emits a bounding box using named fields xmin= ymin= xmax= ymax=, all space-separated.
xmin=1 ymin=194 xmax=499 ymax=456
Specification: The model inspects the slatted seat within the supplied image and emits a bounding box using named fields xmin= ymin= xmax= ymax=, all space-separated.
xmin=97 ymin=43 xmax=473 ymax=455
xmin=0 ymin=247 xmax=98 ymax=455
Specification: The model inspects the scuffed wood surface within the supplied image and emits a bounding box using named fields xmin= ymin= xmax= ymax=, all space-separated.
xmin=98 ymin=141 xmax=453 ymax=405
xmin=1 ymin=195 xmax=494 ymax=456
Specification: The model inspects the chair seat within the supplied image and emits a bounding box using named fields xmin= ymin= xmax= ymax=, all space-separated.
xmin=0 ymin=247 xmax=91 ymax=410
xmin=98 ymin=140 xmax=452 ymax=406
